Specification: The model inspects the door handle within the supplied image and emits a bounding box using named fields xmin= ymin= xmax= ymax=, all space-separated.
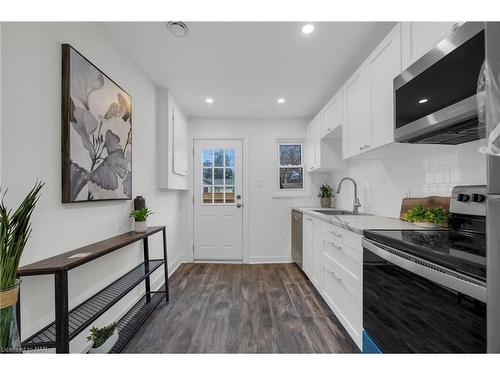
xmin=328 ymin=241 xmax=342 ymax=250
xmin=329 ymin=271 xmax=342 ymax=283
xmin=236 ymin=203 xmax=242 ymax=208
xmin=328 ymin=230 xmax=342 ymax=238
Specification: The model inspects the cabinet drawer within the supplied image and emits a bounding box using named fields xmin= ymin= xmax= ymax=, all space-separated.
xmin=321 ymin=252 xmax=362 ymax=348
xmin=322 ymin=235 xmax=361 ymax=280
xmin=321 ymin=222 xmax=362 ymax=253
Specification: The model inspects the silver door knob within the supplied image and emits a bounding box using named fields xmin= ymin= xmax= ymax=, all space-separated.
xmin=236 ymin=203 xmax=242 ymax=208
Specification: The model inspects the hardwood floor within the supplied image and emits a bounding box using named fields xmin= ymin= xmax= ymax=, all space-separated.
xmin=124 ymin=263 xmax=359 ymax=353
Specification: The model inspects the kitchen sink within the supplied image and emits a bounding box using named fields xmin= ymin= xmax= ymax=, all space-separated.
xmin=313 ymin=209 xmax=367 ymax=216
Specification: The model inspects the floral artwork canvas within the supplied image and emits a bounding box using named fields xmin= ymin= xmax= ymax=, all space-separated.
xmin=62 ymin=44 xmax=132 ymax=202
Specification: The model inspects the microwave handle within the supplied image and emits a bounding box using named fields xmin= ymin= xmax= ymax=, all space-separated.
xmin=362 ymin=238 xmax=486 ymax=303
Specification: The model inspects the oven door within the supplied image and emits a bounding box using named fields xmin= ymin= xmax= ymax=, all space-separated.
xmin=362 ymin=238 xmax=486 ymax=353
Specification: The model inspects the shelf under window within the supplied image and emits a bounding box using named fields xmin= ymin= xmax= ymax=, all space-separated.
xmin=22 ymin=260 xmax=164 ymax=349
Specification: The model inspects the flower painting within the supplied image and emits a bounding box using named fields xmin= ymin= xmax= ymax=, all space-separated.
xmin=62 ymin=44 xmax=132 ymax=202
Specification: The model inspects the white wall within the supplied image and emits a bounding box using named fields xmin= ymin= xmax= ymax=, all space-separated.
xmin=330 ymin=140 xmax=487 ymax=218
xmin=1 ymin=22 xmax=188 ymax=352
xmin=189 ymin=118 xmax=329 ymax=263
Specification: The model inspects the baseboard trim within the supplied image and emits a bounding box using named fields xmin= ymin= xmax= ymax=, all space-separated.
xmin=248 ymin=256 xmax=293 ymax=264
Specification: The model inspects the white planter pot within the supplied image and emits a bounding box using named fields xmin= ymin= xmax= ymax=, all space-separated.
xmin=414 ymin=222 xmax=439 ymax=229
xmin=134 ymin=220 xmax=147 ymax=233
xmin=88 ymin=330 xmax=119 ymax=354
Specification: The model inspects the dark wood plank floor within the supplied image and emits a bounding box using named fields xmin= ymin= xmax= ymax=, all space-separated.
xmin=124 ymin=263 xmax=359 ymax=353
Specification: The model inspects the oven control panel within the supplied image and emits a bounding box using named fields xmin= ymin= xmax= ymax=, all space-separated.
xmin=450 ymin=185 xmax=486 ymax=216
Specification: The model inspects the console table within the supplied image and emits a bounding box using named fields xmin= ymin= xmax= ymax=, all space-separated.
xmin=17 ymin=226 xmax=168 ymax=353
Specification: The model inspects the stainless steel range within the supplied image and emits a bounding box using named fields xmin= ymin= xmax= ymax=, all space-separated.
xmin=362 ymin=185 xmax=487 ymax=353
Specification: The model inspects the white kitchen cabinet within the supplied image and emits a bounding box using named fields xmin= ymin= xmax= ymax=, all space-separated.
xmin=311 ymin=218 xmax=321 ymax=289
xmin=320 ymin=221 xmax=363 ymax=349
xmin=342 ymin=23 xmax=401 ymax=159
xmin=401 ymin=22 xmax=460 ymax=71
xmin=366 ymin=22 xmax=402 ymax=150
xmin=302 ymin=214 xmax=321 ymax=289
xmin=306 ymin=114 xmax=338 ymax=172
xmin=157 ymin=88 xmax=189 ymax=190
xmin=342 ymin=64 xmax=368 ymax=159
xmin=302 ymin=215 xmax=313 ymax=277
xmin=320 ymin=90 xmax=343 ymax=139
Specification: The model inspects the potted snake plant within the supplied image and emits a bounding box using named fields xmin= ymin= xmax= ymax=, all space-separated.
xmin=0 ymin=182 xmax=43 ymax=353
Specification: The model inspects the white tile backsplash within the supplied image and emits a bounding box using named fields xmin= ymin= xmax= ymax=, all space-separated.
xmin=330 ymin=140 xmax=487 ymax=218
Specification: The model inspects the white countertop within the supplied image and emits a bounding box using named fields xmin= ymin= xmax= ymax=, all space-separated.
xmin=293 ymin=207 xmax=420 ymax=235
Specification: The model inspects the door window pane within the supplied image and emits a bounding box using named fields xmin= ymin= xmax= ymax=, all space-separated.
xmin=214 ymin=168 xmax=224 ymax=185
xmin=203 ymin=168 xmax=213 ymax=185
xmin=279 ymin=144 xmax=301 ymax=166
xmin=225 ymin=186 xmax=235 ymax=203
xmin=202 ymin=149 xmax=213 ymax=167
xmin=280 ymin=167 xmax=303 ymax=189
xmin=214 ymin=186 xmax=224 ymax=203
xmin=225 ymin=168 xmax=235 ymax=185
xmin=225 ymin=149 xmax=235 ymax=167
xmin=200 ymin=147 xmax=237 ymax=204
xmin=214 ymin=149 xmax=224 ymax=167
xmin=203 ymin=186 xmax=213 ymax=203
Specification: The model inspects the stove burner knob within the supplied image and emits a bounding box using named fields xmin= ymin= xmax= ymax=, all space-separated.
xmin=457 ymin=193 xmax=470 ymax=202
xmin=472 ymin=193 xmax=486 ymax=203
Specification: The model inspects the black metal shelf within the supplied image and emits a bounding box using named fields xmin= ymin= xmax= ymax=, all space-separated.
xmin=22 ymin=260 xmax=164 ymax=349
xmin=110 ymin=287 xmax=167 ymax=353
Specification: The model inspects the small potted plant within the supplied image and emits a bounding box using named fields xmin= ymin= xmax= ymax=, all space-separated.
xmin=318 ymin=183 xmax=335 ymax=208
xmin=129 ymin=207 xmax=153 ymax=233
xmin=404 ymin=205 xmax=448 ymax=228
xmin=86 ymin=322 xmax=118 ymax=353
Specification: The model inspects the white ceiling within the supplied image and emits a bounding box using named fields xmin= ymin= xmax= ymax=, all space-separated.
xmin=104 ymin=22 xmax=395 ymax=118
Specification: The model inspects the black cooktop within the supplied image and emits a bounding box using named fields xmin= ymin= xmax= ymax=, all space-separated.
xmin=363 ymin=229 xmax=486 ymax=282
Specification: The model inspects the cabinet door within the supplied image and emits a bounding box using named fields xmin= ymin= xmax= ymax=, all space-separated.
xmin=302 ymin=215 xmax=313 ymax=277
xmin=320 ymin=91 xmax=343 ymax=139
xmin=172 ymin=107 xmax=189 ymax=176
xmin=402 ymin=22 xmax=459 ymax=70
xmin=306 ymin=115 xmax=320 ymax=171
xmin=310 ymin=218 xmax=321 ymax=288
xmin=366 ymin=23 xmax=401 ymax=151
xmin=342 ymin=66 xmax=368 ymax=159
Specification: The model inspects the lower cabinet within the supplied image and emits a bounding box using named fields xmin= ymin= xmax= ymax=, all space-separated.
xmin=303 ymin=215 xmax=321 ymax=289
xmin=301 ymin=213 xmax=363 ymax=350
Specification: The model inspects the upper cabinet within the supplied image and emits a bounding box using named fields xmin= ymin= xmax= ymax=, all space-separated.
xmin=343 ymin=23 xmax=401 ymax=159
xmin=401 ymin=22 xmax=461 ymax=71
xmin=306 ymin=22 xmax=459 ymax=163
xmin=320 ymin=90 xmax=343 ymax=139
xmin=157 ymin=88 xmax=189 ymax=190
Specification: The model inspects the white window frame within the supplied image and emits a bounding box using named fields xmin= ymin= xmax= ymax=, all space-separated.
xmin=273 ymin=137 xmax=311 ymax=198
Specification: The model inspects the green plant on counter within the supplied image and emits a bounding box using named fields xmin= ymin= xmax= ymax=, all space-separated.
xmin=129 ymin=207 xmax=153 ymax=222
xmin=318 ymin=184 xmax=334 ymax=198
xmin=87 ymin=322 xmax=117 ymax=349
xmin=404 ymin=205 xmax=449 ymax=225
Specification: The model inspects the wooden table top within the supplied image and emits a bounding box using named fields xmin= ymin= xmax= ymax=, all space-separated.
xmin=18 ymin=226 xmax=165 ymax=276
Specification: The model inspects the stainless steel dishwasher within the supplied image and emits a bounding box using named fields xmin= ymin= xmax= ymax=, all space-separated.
xmin=291 ymin=209 xmax=303 ymax=269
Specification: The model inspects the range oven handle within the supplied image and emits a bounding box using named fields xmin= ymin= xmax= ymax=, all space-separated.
xmin=362 ymin=238 xmax=486 ymax=303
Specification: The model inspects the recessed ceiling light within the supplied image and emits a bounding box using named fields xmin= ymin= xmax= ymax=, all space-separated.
xmin=205 ymin=97 xmax=214 ymax=104
xmin=167 ymin=21 xmax=189 ymax=37
xmin=418 ymin=98 xmax=429 ymax=104
xmin=302 ymin=24 xmax=314 ymax=34
xmin=277 ymin=98 xmax=286 ymax=104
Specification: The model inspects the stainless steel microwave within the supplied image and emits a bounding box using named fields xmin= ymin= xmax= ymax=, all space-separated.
xmin=394 ymin=22 xmax=485 ymax=145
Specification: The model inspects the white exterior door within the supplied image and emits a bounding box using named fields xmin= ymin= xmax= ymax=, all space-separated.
xmin=193 ymin=139 xmax=243 ymax=261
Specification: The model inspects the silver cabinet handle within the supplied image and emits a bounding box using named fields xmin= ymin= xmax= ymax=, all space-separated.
xmin=328 ymin=230 xmax=342 ymax=238
xmin=329 ymin=270 xmax=342 ymax=283
xmin=236 ymin=203 xmax=242 ymax=208
xmin=328 ymin=241 xmax=342 ymax=250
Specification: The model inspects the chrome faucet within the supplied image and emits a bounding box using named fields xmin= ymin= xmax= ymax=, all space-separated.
xmin=336 ymin=177 xmax=362 ymax=214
